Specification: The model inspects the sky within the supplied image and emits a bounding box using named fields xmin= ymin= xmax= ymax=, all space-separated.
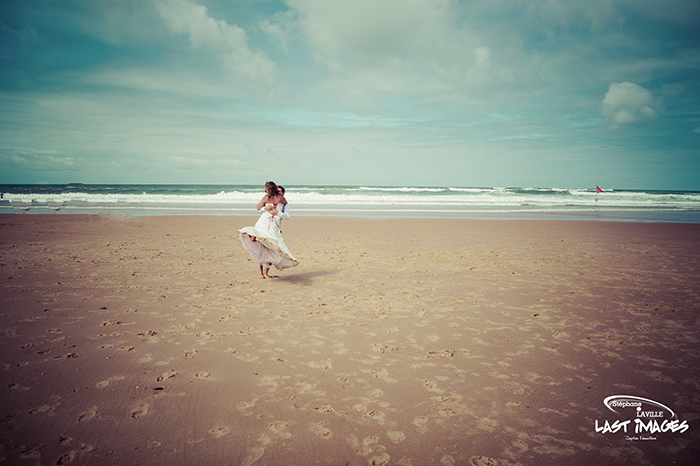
xmin=1 ymin=0 xmax=699 ymax=189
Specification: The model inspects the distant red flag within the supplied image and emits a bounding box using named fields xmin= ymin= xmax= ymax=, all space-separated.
xmin=596 ymin=185 xmax=605 ymax=194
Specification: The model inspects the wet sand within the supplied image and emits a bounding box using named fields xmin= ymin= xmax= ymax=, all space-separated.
xmin=1 ymin=214 xmax=699 ymax=465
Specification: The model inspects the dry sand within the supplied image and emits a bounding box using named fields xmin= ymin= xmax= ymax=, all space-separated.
xmin=1 ymin=214 xmax=699 ymax=465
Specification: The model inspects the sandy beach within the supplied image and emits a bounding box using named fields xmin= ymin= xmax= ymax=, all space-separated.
xmin=1 ymin=214 xmax=699 ymax=465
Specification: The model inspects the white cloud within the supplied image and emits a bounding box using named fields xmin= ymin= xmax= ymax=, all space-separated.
xmin=287 ymin=0 xmax=452 ymax=60
xmin=0 ymin=150 xmax=78 ymax=171
xmin=260 ymin=10 xmax=298 ymax=54
xmin=70 ymin=0 xmax=163 ymax=46
xmin=80 ymin=66 xmax=234 ymax=98
xmin=284 ymin=0 xmax=492 ymax=97
xmin=601 ymin=82 xmax=660 ymax=126
xmin=156 ymin=0 xmax=278 ymax=97
xmin=523 ymin=0 xmax=623 ymax=34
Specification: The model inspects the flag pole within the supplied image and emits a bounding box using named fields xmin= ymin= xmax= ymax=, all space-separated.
xmin=595 ymin=186 xmax=605 ymax=212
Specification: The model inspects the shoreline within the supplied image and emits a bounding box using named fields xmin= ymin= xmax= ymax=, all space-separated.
xmin=2 ymin=208 xmax=700 ymax=224
xmin=1 ymin=215 xmax=699 ymax=464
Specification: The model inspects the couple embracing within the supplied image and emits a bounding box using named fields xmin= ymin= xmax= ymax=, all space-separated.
xmin=239 ymin=181 xmax=299 ymax=278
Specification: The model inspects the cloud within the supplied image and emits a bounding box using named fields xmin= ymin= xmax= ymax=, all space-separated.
xmin=80 ymin=66 xmax=235 ymax=98
xmin=287 ymin=0 xmax=453 ymax=60
xmin=0 ymin=150 xmax=78 ymax=171
xmin=165 ymin=154 xmax=247 ymax=170
xmin=601 ymin=82 xmax=660 ymax=126
xmin=0 ymin=21 xmax=39 ymax=42
xmin=661 ymin=83 xmax=684 ymax=98
xmin=523 ymin=0 xmax=623 ymax=35
xmin=284 ymin=0 xmax=492 ymax=96
xmin=156 ymin=0 xmax=278 ymax=96
xmin=260 ymin=10 xmax=298 ymax=54
xmin=616 ymin=0 xmax=700 ymax=26
xmin=70 ymin=0 xmax=164 ymax=46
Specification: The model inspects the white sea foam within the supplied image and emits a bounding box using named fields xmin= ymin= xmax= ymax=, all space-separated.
xmin=1 ymin=185 xmax=699 ymax=221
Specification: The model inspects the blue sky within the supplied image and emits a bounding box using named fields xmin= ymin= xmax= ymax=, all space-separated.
xmin=1 ymin=0 xmax=699 ymax=189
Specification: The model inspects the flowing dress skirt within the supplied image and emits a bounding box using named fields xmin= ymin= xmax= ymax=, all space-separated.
xmin=239 ymin=212 xmax=299 ymax=270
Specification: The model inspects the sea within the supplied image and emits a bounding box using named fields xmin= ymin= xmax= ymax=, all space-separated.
xmin=1 ymin=184 xmax=700 ymax=223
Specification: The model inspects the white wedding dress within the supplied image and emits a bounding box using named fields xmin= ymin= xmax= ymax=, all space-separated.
xmin=239 ymin=204 xmax=299 ymax=270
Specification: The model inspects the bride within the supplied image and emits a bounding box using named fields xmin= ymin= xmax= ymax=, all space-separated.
xmin=239 ymin=181 xmax=299 ymax=278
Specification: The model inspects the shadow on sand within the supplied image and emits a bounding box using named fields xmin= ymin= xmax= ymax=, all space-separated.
xmin=272 ymin=270 xmax=338 ymax=286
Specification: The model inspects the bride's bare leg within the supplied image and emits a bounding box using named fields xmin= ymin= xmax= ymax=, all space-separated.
xmin=259 ymin=264 xmax=266 ymax=279
xmin=263 ymin=267 xmax=271 ymax=279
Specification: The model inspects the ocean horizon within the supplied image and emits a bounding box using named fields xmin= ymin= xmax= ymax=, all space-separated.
xmin=1 ymin=184 xmax=700 ymax=223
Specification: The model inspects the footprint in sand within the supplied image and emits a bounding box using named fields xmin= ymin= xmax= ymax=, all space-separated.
xmin=131 ymin=403 xmax=149 ymax=419
xmin=228 ymin=350 xmax=259 ymax=362
xmin=351 ymin=436 xmax=390 ymax=465
xmin=365 ymin=410 xmax=386 ymax=424
xmin=184 ymin=349 xmax=197 ymax=359
xmin=28 ymin=404 xmax=52 ymax=415
xmin=372 ymin=344 xmax=399 ymax=354
xmin=55 ymin=450 xmax=77 ymax=464
xmin=268 ymin=421 xmax=292 ymax=439
xmin=19 ymin=449 xmax=41 ymax=460
xmin=428 ymin=350 xmax=454 ymax=358
xmin=257 ymin=375 xmax=279 ymax=391
xmin=510 ymin=438 xmax=529 ymax=454
xmin=470 ymin=456 xmax=499 ymax=466
xmin=101 ymin=320 xmax=124 ymax=327
xmin=54 ymin=443 xmax=93 ymax=464
xmin=156 ymin=370 xmax=177 ymax=382
xmin=194 ymin=371 xmax=210 ymax=379
xmin=242 ymin=434 xmax=271 ymax=466
xmin=96 ymin=375 xmax=126 ymax=389
xmin=237 ymin=397 xmax=259 ymax=415
xmin=372 ymin=369 xmax=398 ymax=383
xmin=78 ymin=406 xmax=97 ymax=422
xmin=309 ymin=422 xmax=332 ymax=438
xmin=313 ymin=404 xmax=336 ymax=414
xmin=208 ymin=426 xmax=230 ymax=438
xmin=353 ymin=404 xmax=367 ymax=414
xmin=423 ymin=379 xmax=444 ymax=393
xmin=369 ymin=453 xmax=391 ymax=466
xmin=137 ymin=330 xmax=158 ymax=340
xmin=476 ymin=417 xmax=498 ymax=432
xmin=413 ymin=416 xmax=428 ymax=433
xmin=439 ymin=407 xmax=459 ymax=418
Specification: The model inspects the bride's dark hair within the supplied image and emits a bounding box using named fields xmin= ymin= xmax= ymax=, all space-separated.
xmin=265 ymin=181 xmax=280 ymax=197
